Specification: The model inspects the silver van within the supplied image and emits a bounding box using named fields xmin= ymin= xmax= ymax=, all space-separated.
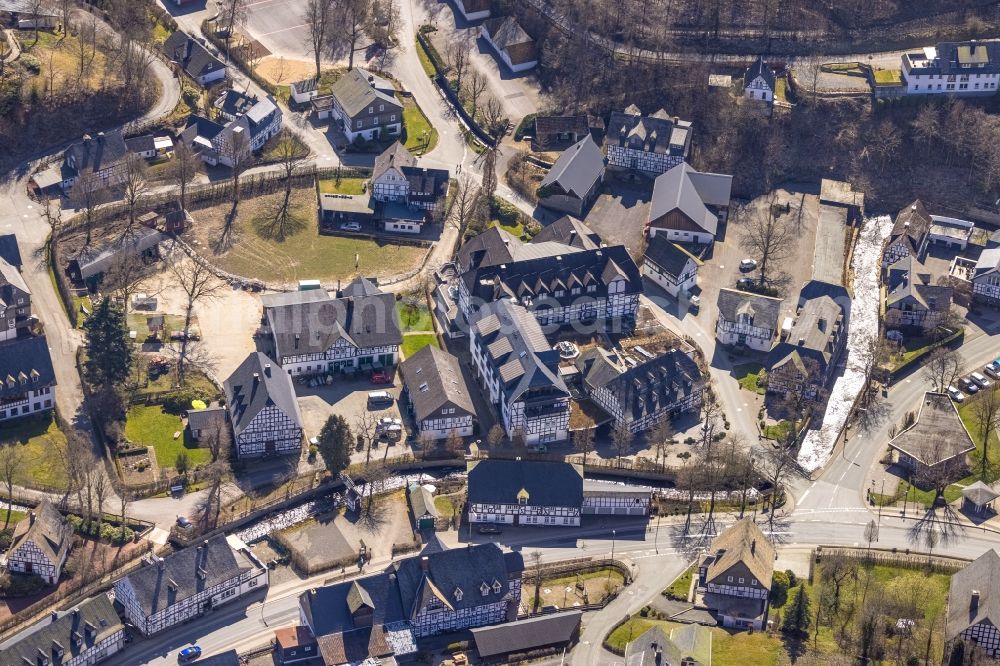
xmin=367 ymin=391 xmax=393 ymax=408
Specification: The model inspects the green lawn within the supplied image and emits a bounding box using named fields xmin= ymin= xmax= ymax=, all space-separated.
xmin=873 ymin=68 xmax=903 ymax=85
xmin=415 ymin=37 xmax=438 ymax=78
xmin=774 ymin=76 xmax=789 ymax=102
xmin=126 ymin=365 xmax=221 ymax=402
xmin=397 ymin=302 xmax=433 ymax=332
xmin=763 ymin=420 xmax=793 ymax=442
xmin=0 ymin=414 xmax=70 ymax=491
xmin=0 ymin=508 xmax=27 ymax=527
xmin=491 ymin=219 xmax=524 ymax=238
xmin=663 ymin=565 xmax=693 ymax=601
xmin=318 ymin=177 xmax=367 ymax=195
xmin=886 ymin=328 xmax=963 ymax=371
xmin=125 ymin=405 xmax=212 ymax=470
xmin=402 ymin=334 xmax=439 ymax=358
xmin=400 ymin=97 xmax=438 ymax=155
xmin=733 ymin=363 xmax=765 ymax=395
xmin=959 ymin=388 xmax=1000 ymax=468
xmin=607 ymin=618 xmax=782 ymax=665
xmin=433 ymin=494 xmax=456 ymax=516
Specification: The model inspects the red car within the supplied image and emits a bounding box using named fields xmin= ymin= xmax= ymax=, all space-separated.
xmin=370 ymin=370 xmax=393 ymax=385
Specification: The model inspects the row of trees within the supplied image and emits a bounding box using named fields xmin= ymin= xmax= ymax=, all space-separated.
xmin=301 ymin=0 xmax=400 ymax=78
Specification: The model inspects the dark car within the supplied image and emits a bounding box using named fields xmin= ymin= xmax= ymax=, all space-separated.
xmin=179 ymin=646 xmax=202 ymax=663
xmin=478 ymin=524 xmax=502 ymax=535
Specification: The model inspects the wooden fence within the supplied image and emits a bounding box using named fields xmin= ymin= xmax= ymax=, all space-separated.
xmin=815 ymin=545 xmax=970 ymax=574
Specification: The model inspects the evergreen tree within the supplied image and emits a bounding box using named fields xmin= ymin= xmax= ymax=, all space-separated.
xmin=781 ymin=585 xmax=811 ymax=637
xmin=317 ymin=414 xmax=352 ymax=475
xmin=83 ymin=298 xmax=132 ymax=385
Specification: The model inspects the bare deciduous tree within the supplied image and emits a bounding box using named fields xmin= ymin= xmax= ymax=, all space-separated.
xmin=330 ymin=0 xmax=372 ymax=71
xmin=612 ymin=421 xmax=632 ymax=467
xmin=120 ymin=153 xmax=149 ymax=236
xmin=738 ymin=195 xmax=795 ymax=287
xmin=573 ymin=418 xmax=596 ymax=467
xmin=922 ymin=346 xmax=962 ymax=393
xmin=0 ymin=445 xmax=22 ymax=529
xmin=303 ymin=0 xmax=333 ymax=80
xmin=466 ymin=70 xmax=487 ymax=119
xmin=447 ymin=39 xmax=470 ymax=93
xmin=168 ymin=259 xmax=224 ymax=386
xmin=219 ymin=0 xmax=247 ymax=39
xmin=169 ymin=141 xmax=201 ymax=212
xmin=70 ymin=169 xmax=106 ymax=246
xmin=973 ymin=388 xmax=1000 ymax=480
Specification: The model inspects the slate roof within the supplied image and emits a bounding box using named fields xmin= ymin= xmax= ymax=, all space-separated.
xmin=186 ymin=406 xmax=227 ymax=433
xmin=650 ymin=163 xmax=732 ymax=236
xmin=290 ymin=78 xmax=318 ymax=94
xmin=890 ymin=200 xmax=932 ymax=252
xmin=947 ymin=549 xmax=1000 ymax=641
xmin=402 ymin=166 xmax=450 ymax=203
xmin=266 ymin=278 xmax=401 ymax=358
xmin=885 ymin=255 xmax=952 ymax=313
xmin=163 ymin=30 xmax=225 ymax=80
xmin=606 ymin=107 xmax=692 ymax=157
xmin=625 ymin=624 xmax=713 ymax=666
xmin=122 ymin=535 xmax=249 ymax=617
xmin=181 ymin=114 xmax=225 ymax=151
xmin=974 ymin=241 xmax=1000 ymax=280
xmin=0 ymin=594 xmax=122 ymax=666
xmin=0 ymin=335 xmax=56 ymax=401
xmin=907 ymin=40 xmax=1000 ymax=76
xmin=767 ymin=295 xmax=843 ymax=374
xmin=329 ymin=68 xmax=400 ymax=120
xmin=71 ymin=227 xmax=165 ymax=280
xmin=743 ymin=55 xmax=776 ymax=90
xmin=0 ymin=253 xmax=30 ymax=296
xmin=534 ymin=115 xmax=589 ymax=140
xmin=214 ymin=89 xmax=258 ymax=118
xmin=125 ymin=135 xmax=156 ymax=154
xmin=63 ymin=131 xmax=129 ymax=178
xmin=223 ymin=352 xmax=303 ymax=437
xmin=0 ymin=234 xmax=23 ymax=269
xmin=704 ymin=518 xmax=774 ymax=589
xmin=888 ymin=392 xmax=975 ymax=467
xmin=373 ymin=142 xmax=416 ymax=181
xmin=9 ymin=499 xmax=71 ymax=568
xmin=540 ymin=135 xmax=605 ymax=200
xmin=400 ymin=345 xmax=475 ymax=422
xmin=962 ymin=481 xmax=999 ymax=507
xmin=457 ymin=226 xmax=562 ymax=272
xmin=481 ymin=16 xmax=536 ymax=65
xmin=644 ymin=233 xmax=698 ymax=279
xmin=301 ymin=573 xmax=406 ymax=638
xmin=470 ymin=300 xmax=569 ymax=403
xmin=716 ymin=288 xmax=782 ymax=331
xmin=471 ymin=610 xmax=581 ymax=658
xmin=467 ymin=459 xmax=583 ymax=508
xmin=530 ymin=215 xmax=601 ymax=250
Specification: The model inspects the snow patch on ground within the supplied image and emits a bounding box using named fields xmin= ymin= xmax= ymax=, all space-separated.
xmin=797 ymin=215 xmax=893 ymax=472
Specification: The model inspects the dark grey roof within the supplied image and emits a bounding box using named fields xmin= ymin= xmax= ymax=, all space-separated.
xmin=72 ymin=227 xmax=165 ymax=280
xmin=163 ymin=30 xmax=225 ymax=80
xmin=716 ymin=288 xmax=782 ymax=331
xmin=963 ymin=481 xmax=999 ymax=506
xmin=890 ymin=200 xmax=932 ymax=251
xmin=626 ymin=625 xmax=713 ymax=666
xmin=260 ymin=289 xmax=331 ymax=309
xmin=373 ymin=142 xmax=416 ymax=181
xmin=266 ymin=279 xmax=401 ymax=358
xmin=192 ymin=650 xmax=241 ymax=666
xmin=644 ymin=234 xmax=697 ymax=279
xmin=300 ymin=573 xmax=405 ymax=638
xmin=186 ymin=406 xmax=227 ymax=432
xmin=540 ymin=135 xmax=605 ymax=199
xmin=907 ymin=40 xmax=1000 ymax=76
xmin=400 ymin=345 xmax=475 ymax=422
xmin=0 ymin=335 xmax=57 ymax=401
xmin=530 ymin=216 xmax=601 ymax=250
xmin=290 ymin=78 xmax=318 ymax=94
xmin=181 ymin=114 xmax=225 ymax=149
xmin=605 ymin=106 xmax=691 ymax=158
xmin=889 ymin=392 xmax=975 ymax=467
xmin=9 ymin=499 xmax=70 ymax=568
xmin=121 ymin=535 xmax=249 ymax=617
xmin=743 ymin=55 xmax=776 ymax=90
xmin=467 ymin=459 xmax=583 ymax=508
xmin=948 ymin=549 xmax=1000 ymax=641
xmin=481 ymin=16 xmax=536 ymax=65
xmin=63 ymin=131 xmax=129 ymax=178
xmin=885 ymin=255 xmax=952 ymax=312
xmin=224 ymin=352 xmax=303 ymax=437
xmin=214 ymin=89 xmax=258 ymax=118
xmin=0 ymin=234 xmax=23 ymax=269
xmin=534 ymin=115 xmax=589 ymax=139
xmin=125 ymin=134 xmax=156 ymax=154
xmin=705 ymin=517 xmax=775 ymax=589
xmin=329 ymin=68 xmax=400 ymax=120
xmin=767 ymin=295 xmax=843 ymax=373
xmin=471 ymin=610 xmax=581 ymax=658
xmin=0 ymin=594 xmax=122 ymax=666
xmin=456 ymin=227 xmax=527 ymax=272
xmin=813 ymin=203 xmax=848 ymax=287
xmin=402 ymin=166 xmax=449 ymax=203
xmin=650 ymin=163 xmax=731 ymax=235
xmin=470 ymin=300 xmax=569 ymax=403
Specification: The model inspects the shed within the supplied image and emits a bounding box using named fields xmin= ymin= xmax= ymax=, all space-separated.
xmin=963 ymin=481 xmax=999 ymax=515
xmin=408 ymin=483 xmax=439 ymax=530
xmin=471 ymin=610 xmax=582 ymax=663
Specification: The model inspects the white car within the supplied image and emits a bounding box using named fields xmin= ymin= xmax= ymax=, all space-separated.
xmin=986 ymin=364 xmax=1000 ymax=380
xmin=688 ymin=294 xmax=701 ymax=307
xmin=340 ymin=222 xmax=362 ymax=232
xmin=739 ymin=258 xmax=758 ymax=271
xmin=947 ymin=386 xmax=965 ymax=403
xmin=971 ymin=372 xmax=992 ymax=389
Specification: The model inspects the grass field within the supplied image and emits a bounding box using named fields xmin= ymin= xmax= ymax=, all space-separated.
xmin=124 ymin=405 xmax=212 ymax=470
xmin=733 ymin=363 xmax=765 ymax=394
xmin=0 ymin=508 xmax=27 ymax=527
xmin=400 ymin=97 xmax=438 ymax=155
xmin=397 ymin=302 xmax=433 ymax=332
xmin=0 ymin=414 xmax=69 ymax=491
xmin=15 ymin=29 xmax=108 ymax=93
xmin=607 ymin=618 xmax=781 ymax=665
xmin=415 ymin=37 xmax=438 ymax=78
xmin=663 ymin=566 xmax=693 ymax=601
xmin=402 ymin=334 xmax=439 ymax=358
xmin=318 ymin=177 xmax=367 ymax=195
xmin=874 ymin=68 xmax=903 ymax=85
xmin=190 ymin=187 xmax=425 ymax=285
xmin=763 ymin=420 xmax=793 ymax=442
xmin=959 ymin=388 xmax=1000 ymax=465
xmin=127 ymin=366 xmax=221 ymax=402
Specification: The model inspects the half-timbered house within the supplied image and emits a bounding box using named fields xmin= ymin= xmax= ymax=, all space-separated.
xmin=0 ymin=594 xmax=124 ymax=666
xmin=113 ymin=535 xmax=268 ymax=636
xmin=469 ymin=300 xmax=571 ymax=445
xmin=224 ymin=352 xmax=303 ymax=458
xmin=582 ymin=480 xmax=652 ymax=516
xmin=370 ymin=142 xmax=449 ymax=228
xmin=766 ymin=294 xmax=846 ymax=399
xmin=973 ymin=234 xmax=1000 ymax=306
xmin=642 ymin=233 xmax=699 ymax=299
xmin=698 ymin=518 xmax=775 ymax=630
xmin=947 ymin=549 xmax=1000 ymax=658
xmin=604 ymin=106 xmax=692 ymax=176
xmin=0 ymin=334 xmax=56 ymax=423
xmin=576 ymin=346 xmax=703 ymax=434
xmin=4 ymin=499 xmax=71 ymax=584
xmin=744 ymin=55 xmax=776 ymax=103
xmin=883 ymin=200 xmax=932 ymax=268
xmin=400 ymin=345 xmax=476 ymax=440
xmin=715 ymin=288 xmax=782 ymax=352
xmin=884 ymin=255 xmax=953 ymax=333
xmin=0 ymin=252 xmax=32 ymax=342
xmin=263 ymin=279 xmax=402 ymax=377
xmin=467 ymin=459 xmax=584 ymax=526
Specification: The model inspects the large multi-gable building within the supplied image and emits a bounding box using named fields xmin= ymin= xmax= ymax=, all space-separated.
xmin=647 ymin=162 xmax=732 ymax=246
xmin=224 ymin=351 xmax=304 ymax=458
xmin=467 ymin=458 xmax=584 ymax=526
xmin=605 ymin=106 xmax=692 ymax=176
xmin=262 ymin=278 xmax=402 ymax=377
xmin=326 ymin=68 xmax=403 ymax=143
xmin=114 ymin=535 xmax=267 ymax=636
xmin=4 ymin=500 xmax=72 ymax=585
xmin=0 ymin=252 xmax=32 ymax=342
xmin=400 ymin=345 xmax=476 ymax=441
xmin=765 ymin=294 xmax=845 ymax=399
xmin=715 ymin=288 xmax=783 ymax=352
xmin=699 ymin=518 xmax=775 ymax=630
xmin=56 ymin=131 xmax=130 ymax=191
xmin=0 ymin=594 xmax=124 ymax=666
xmin=0 ymin=333 xmax=56 ymax=423
xmin=369 ymin=142 xmax=450 ymax=232
xmin=888 ymin=391 xmax=975 ymax=485
xmin=298 ymin=542 xmax=524 ymax=663
xmin=469 ymin=300 xmax=570 ymax=445
xmin=181 ymin=95 xmax=282 ymax=168
xmin=537 ymin=135 xmax=606 ymax=217
xmin=901 ymin=40 xmax=1000 ymax=96
xmin=529 ymin=215 xmax=602 ymax=251
xmin=457 ymin=228 xmax=642 ymax=330
xmin=884 ymin=254 xmax=953 ymax=333
xmin=575 ymin=346 xmax=703 ymax=434
xmin=947 ymin=549 xmax=1000 ymax=659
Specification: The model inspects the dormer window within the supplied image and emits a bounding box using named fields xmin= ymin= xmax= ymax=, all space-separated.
xmin=453 ymin=587 xmax=463 ymax=601
xmin=480 ymin=582 xmax=490 ymax=596
xmin=492 ymin=580 xmax=502 ymax=594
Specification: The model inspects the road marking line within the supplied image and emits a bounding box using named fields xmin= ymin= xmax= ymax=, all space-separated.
xmin=257 ymin=23 xmax=308 ymax=36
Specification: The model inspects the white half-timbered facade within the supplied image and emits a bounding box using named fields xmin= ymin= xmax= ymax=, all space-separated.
xmin=224 ymin=352 xmax=304 ymax=458
xmin=698 ymin=519 xmax=774 ymax=631
xmin=946 ymin=549 xmax=1000 ymax=658
xmin=467 ymin=459 xmax=584 ymax=526
xmin=715 ymin=288 xmax=782 ymax=352
xmin=973 ymin=243 xmax=1000 ymax=306
xmin=604 ymin=106 xmax=692 ymax=176
xmin=114 ymin=536 xmax=268 ymax=637
xmin=582 ymin=482 xmax=651 ymax=516
xmin=883 ymin=201 xmax=932 ymax=269
xmin=642 ymin=233 xmax=699 ymax=298
xmin=401 ymin=345 xmax=477 ymax=440
xmin=0 ymin=594 xmax=124 ymax=666
xmin=4 ymin=500 xmax=71 ymax=585
xmin=743 ymin=55 xmax=776 ymax=102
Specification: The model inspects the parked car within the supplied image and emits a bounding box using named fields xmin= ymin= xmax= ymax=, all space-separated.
xmin=736 ymin=277 xmax=754 ymax=289
xmin=947 ymin=386 xmax=965 ymax=402
xmin=477 ymin=524 xmax=502 ymax=535
xmin=340 ymin=222 xmax=362 ymax=232
xmin=176 ymin=515 xmax=191 ymax=528
xmin=688 ymin=293 xmax=701 ymax=308
xmin=370 ymin=369 xmax=393 ymax=385
xmin=959 ymin=377 xmax=980 ymax=394
xmin=986 ymin=364 xmax=1000 ymax=380
xmin=377 ymin=417 xmax=403 ymax=442
xmin=739 ymin=258 xmax=758 ymax=272
xmin=367 ymin=391 xmax=393 ymax=408
xmin=971 ymin=372 xmax=992 ymax=389
xmin=179 ymin=645 xmax=202 ymax=663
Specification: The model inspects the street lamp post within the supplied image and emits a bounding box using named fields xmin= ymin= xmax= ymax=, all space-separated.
xmin=654 ymin=514 xmax=661 ymax=554
xmin=608 ymin=529 xmax=617 ymax=584
xmin=877 ymin=478 xmax=885 ymax=530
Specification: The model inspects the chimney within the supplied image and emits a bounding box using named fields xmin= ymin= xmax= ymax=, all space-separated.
xmin=368 ymin=75 xmax=375 ymax=84
xmin=51 ymin=611 xmax=59 ymax=622
xmin=97 ymin=132 xmax=105 ymax=143
xmin=82 ymin=134 xmax=91 ymax=145
xmin=797 ymin=337 xmax=805 ymax=346
xmin=264 ymin=363 xmax=271 ymax=378
xmin=904 ymin=220 xmax=910 ymax=229
xmin=157 ymin=557 xmax=165 ymax=571
xmin=751 ymin=540 xmax=756 ymax=556
xmin=420 ymin=556 xmax=429 ymax=572
xmin=817 ymin=318 xmax=826 ymax=332
xmin=972 ymin=590 xmax=981 ymax=612
xmin=253 ymin=372 xmax=260 ymax=383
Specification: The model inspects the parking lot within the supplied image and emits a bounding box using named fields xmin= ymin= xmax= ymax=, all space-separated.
xmin=584 ymin=181 xmax=652 ymax=257
xmin=242 ymin=0 xmax=311 ymax=62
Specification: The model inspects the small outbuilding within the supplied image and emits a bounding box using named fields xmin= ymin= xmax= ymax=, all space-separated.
xmin=471 ymin=610 xmax=582 ymax=664
xmin=408 ymin=483 xmax=440 ymax=531
xmin=962 ymin=481 xmax=999 ymax=515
